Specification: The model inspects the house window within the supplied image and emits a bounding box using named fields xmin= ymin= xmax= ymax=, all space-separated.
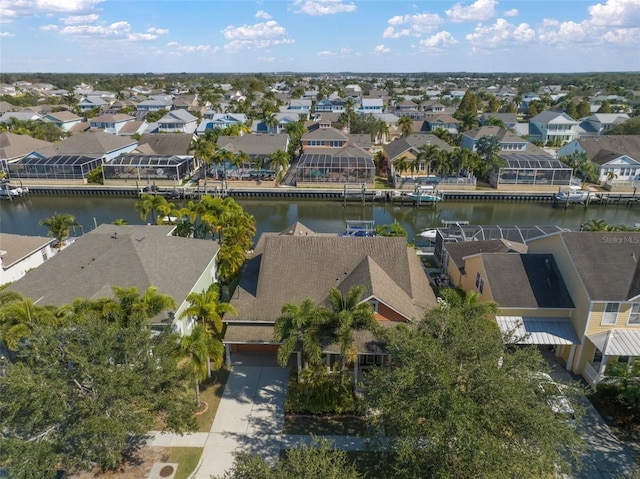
xmin=629 ymin=303 xmax=640 ymax=325
xmin=602 ymin=302 xmax=619 ymax=325
xmin=475 ymin=272 xmax=484 ymax=294
xmin=41 ymin=250 xmax=48 ymax=261
xmin=593 ymin=350 xmax=603 ymax=363
xmin=367 ymin=300 xmax=379 ymax=313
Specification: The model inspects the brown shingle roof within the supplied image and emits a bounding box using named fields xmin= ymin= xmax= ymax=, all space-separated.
xmin=135 ymin=133 xmax=193 ymax=155
xmin=0 ymin=233 xmax=54 ymax=270
xmin=0 ymin=132 xmax=52 ymax=160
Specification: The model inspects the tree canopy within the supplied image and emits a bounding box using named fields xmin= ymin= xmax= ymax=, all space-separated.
xmin=0 ymin=290 xmax=196 ymax=478
xmin=364 ymin=288 xmax=584 ymax=479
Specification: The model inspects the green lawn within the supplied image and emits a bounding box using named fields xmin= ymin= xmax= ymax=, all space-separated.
xmin=195 ymin=367 xmax=230 ymax=432
xmin=283 ymin=414 xmax=369 ymax=436
xmin=166 ymin=447 xmax=203 ymax=479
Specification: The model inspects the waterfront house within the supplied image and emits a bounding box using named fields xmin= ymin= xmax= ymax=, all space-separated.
xmin=526 ymin=232 xmax=640 ymax=387
xmin=223 ymin=223 xmax=437 ymax=380
xmin=0 ymin=233 xmax=56 ymax=284
xmin=0 ymin=132 xmax=52 ymax=172
xmin=214 ymin=134 xmax=290 ymax=179
xmin=557 ymin=135 xmax=640 ymax=189
xmin=7 ymin=225 xmax=220 ymax=335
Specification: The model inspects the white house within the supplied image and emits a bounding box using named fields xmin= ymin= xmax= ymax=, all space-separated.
xmin=157 ymin=109 xmax=198 ymax=134
xmin=578 ymin=113 xmax=630 ymax=138
xmin=0 ymin=233 xmax=56 ymax=285
xmin=89 ymin=113 xmax=136 ymax=135
xmin=529 ymin=111 xmax=579 ymax=145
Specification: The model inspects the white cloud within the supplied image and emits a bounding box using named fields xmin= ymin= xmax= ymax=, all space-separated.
xmin=59 ymin=21 xmax=160 ymax=42
xmin=602 ymin=27 xmax=640 ymax=43
xmin=0 ymin=31 xmax=14 ymax=37
xmin=316 ymin=47 xmax=352 ymax=57
xmin=419 ymin=31 xmax=458 ymax=51
xmin=40 ymin=23 xmax=59 ymax=31
xmin=382 ymin=13 xmax=443 ymax=38
xmin=374 ymin=44 xmax=391 ymax=54
xmin=0 ymin=0 xmax=104 ymax=22
xmin=222 ymin=19 xmax=293 ymax=50
xmin=293 ymin=0 xmax=356 ymax=16
xmin=445 ymin=0 xmax=497 ymax=23
xmin=166 ymin=41 xmax=216 ymax=53
xmin=588 ymin=0 xmax=640 ymax=27
xmin=504 ymin=9 xmax=518 ymax=17
xmin=255 ymin=10 xmax=271 ymax=19
xmin=258 ymin=56 xmax=277 ymax=62
xmin=147 ymin=27 xmax=168 ymax=35
xmin=61 ymin=14 xmax=98 ymax=25
xmin=465 ymin=18 xmax=534 ymax=51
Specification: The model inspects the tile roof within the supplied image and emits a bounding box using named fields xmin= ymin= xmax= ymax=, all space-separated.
xmin=7 ymin=224 xmax=220 ymax=308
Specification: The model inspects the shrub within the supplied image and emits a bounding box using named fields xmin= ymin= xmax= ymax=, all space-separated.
xmin=285 ymin=368 xmax=356 ymax=415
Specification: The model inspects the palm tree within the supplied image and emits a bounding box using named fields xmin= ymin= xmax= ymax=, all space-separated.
xmin=39 ymin=213 xmax=79 ymax=249
xmin=269 ymin=149 xmax=290 ymax=184
xmin=581 ymin=219 xmax=612 ymax=231
xmin=180 ymin=284 xmax=236 ymax=339
xmin=393 ymin=156 xmax=409 ymax=178
xmin=457 ymin=111 xmax=479 ymax=132
xmin=190 ymin=136 xmax=216 ymax=192
xmin=398 ymin=115 xmax=413 ymax=137
xmin=327 ymin=285 xmax=377 ymax=371
xmin=112 ymin=218 xmax=128 ymax=225
xmin=263 ymin=112 xmax=279 ymax=134
xmin=217 ymin=243 xmax=246 ymax=285
xmin=274 ymin=298 xmax=327 ymax=377
xmin=0 ymin=296 xmax=59 ymax=350
xmin=179 ymin=324 xmax=211 ymax=406
xmin=111 ymin=285 xmax=177 ymax=328
xmin=135 ymin=193 xmax=169 ymax=224
xmin=417 ymin=143 xmax=441 ymax=177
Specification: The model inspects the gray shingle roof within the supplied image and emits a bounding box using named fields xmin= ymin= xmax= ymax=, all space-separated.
xmin=557 ymin=232 xmax=640 ymax=301
xmin=228 ymin=232 xmax=436 ymax=325
xmin=482 ymin=254 xmax=575 ymax=309
xmin=0 ymin=132 xmax=52 ymax=160
xmin=35 ymin=131 xmax=136 ymax=158
xmin=445 ymin=239 xmax=527 ymax=273
xmin=574 ymin=135 xmax=640 ymax=164
xmin=383 ymin=133 xmax=452 ymax=161
xmin=216 ymin=134 xmax=289 ymax=155
xmin=8 ymin=224 xmax=220 ymax=308
xmin=135 ymin=133 xmax=193 ymax=155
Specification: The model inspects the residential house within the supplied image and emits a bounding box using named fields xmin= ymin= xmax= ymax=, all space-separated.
xmin=526 ymin=232 xmax=640 ymax=387
xmin=7 ymin=225 xmax=221 ymax=335
xmin=0 ymin=132 xmax=52 ymax=172
xmin=578 ymin=113 xmax=630 ymax=138
xmin=281 ymin=99 xmax=312 ymax=116
xmin=301 ymin=122 xmax=349 ymax=150
xmin=359 ymin=98 xmax=384 ymax=114
xmin=136 ymin=97 xmax=173 ymax=113
xmin=557 ymin=135 xmax=640 ymax=186
xmin=420 ymin=100 xmax=446 ymax=113
xmin=0 ymin=111 xmax=42 ymax=124
xmin=89 ymin=113 xmax=136 ymax=135
xmin=135 ymin=133 xmax=193 ymax=156
xmin=43 ymin=111 xmax=83 ymax=132
xmin=424 ymin=114 xmax=461 ymax=134
xmin=315 ymin=98 xmax=345 ymax=113
xmin=28 ymin=131 xmax=137 ymax=162
xmin=157 ymin=110 xmax=198 ymax=134
xmin=479 ymin=113 xmax=518 ymax=129
xmin=77 ymin=96 xmax=108 ymax=112
xmin=215 ymin=134 xmax=290 ymax=177
xmin=223 ymin=224 xmax=437 ymax=378
xmin=383 ymin=133 xmax=453 ymax=184
xmin=0 ymin=233 xmax=56 ymax=284
xmin=196 ymin=112 xmax=248 ymax=135
xmin=529 ymin=111 xmax=579 ymax=145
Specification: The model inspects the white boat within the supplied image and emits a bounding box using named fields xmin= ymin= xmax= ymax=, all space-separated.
xmin=418 ymin=229 xmax=437 ymax=240
xmin=554 ymin=187 xmax=590 ymax=203
xmin=408 ymin=186 xmax=442 ymax=203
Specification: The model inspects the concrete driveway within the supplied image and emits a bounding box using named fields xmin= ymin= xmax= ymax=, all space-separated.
xmin=190 ymin=355 xmax=289 ymax=479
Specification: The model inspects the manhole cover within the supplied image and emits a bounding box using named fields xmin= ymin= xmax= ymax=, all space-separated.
xmin=159 ymin=465 xmax=174 ymax=477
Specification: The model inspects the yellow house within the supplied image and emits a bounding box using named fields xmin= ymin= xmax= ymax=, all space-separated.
xmin=526 ymin=231 xmax=640 ymax=386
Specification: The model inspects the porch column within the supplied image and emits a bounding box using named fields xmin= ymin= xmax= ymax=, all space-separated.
xmin=566 ymin=345 xmax=576 ymax=371
xmin=354 ymin=359 xmax=358 ymax=386
xmin=326 ymin=353 xmax=331 ymax=372
xmin=225 ymin=343 xmax=231 ymax=365
xmin=597 ymin=355 xmax=609 ymax=382
xmin=297 ymin=351 xmax=302 ymax=376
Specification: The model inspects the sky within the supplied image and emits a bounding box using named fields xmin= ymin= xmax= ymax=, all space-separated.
xmin=0 ymin=0 xmax=639 ymax=74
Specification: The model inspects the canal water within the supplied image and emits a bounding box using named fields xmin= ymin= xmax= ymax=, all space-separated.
xmin=1 ymin=195 xmax=638 ymax=242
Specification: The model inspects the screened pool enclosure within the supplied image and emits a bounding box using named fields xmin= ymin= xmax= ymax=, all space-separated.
xmin=102 ymin=155 xmax=194 ymax=183
xmin=296 ymin=152 xmax=375 ymax=185
xmin=490 ymin=155 xmax=572 ymax=188
xmin=8 ymin=155 xmax=101 ymax=180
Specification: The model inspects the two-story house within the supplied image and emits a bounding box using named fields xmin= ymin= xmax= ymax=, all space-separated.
xmin=157 ymin=110 xmax=198 ymax=134
xmin=557 ymin=135 xmax=640 ymax=186
xmin=529 ymin=111 xmax=579 ymax=145
xmin=526 ymin=232 xmax=640 ymax=387
xmin=197 ymin=112 xmax=248 ymax=135
xmin=43 ymin=111 xmax=83 ymax=132
xmin=359 ymin=98 xmax=384 ymax=114
xmin=0 ymin=233 xmax=56 ymax=284
xmin=578 ymin=113 xmax=630 ymax=138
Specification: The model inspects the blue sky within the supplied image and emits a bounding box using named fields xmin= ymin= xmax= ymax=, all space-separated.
xmin=0 ymin=0 xmax=638 ymax=73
